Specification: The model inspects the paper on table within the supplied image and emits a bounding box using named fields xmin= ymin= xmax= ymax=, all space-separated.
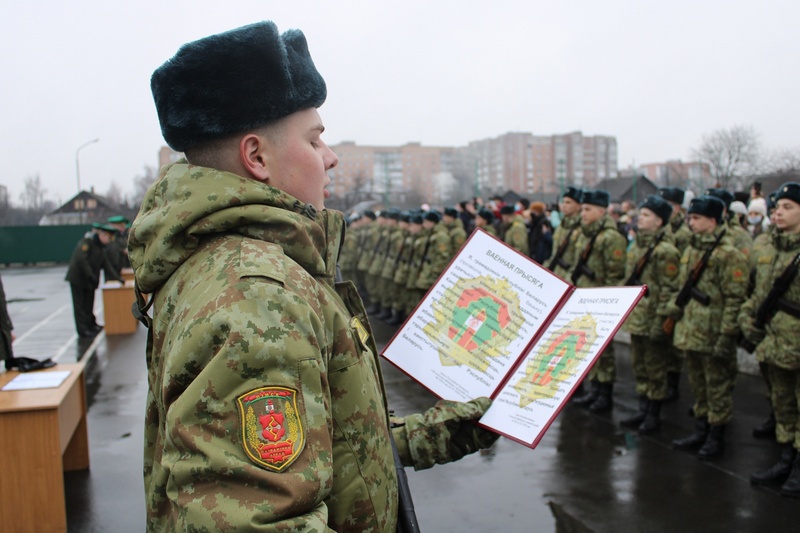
xmin=2 ymin=370 xmax=71 ymax=391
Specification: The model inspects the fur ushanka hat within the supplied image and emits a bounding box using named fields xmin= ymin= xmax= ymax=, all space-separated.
xmin=151 ymin=21 xmax=327 ymax=152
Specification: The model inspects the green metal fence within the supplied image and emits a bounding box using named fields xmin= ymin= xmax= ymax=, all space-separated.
xmin=0 ymin=225 xmax=93 ymax=265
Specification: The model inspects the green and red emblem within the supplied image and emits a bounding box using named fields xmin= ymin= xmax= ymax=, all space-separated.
xmin=237 ymin=386 xmax=304 ymax=472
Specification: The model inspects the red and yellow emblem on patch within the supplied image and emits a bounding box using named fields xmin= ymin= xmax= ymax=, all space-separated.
xmin=237 ymin=386 xmax=304 ymax=472
xmin=732 ymin=268 xmax=745 ymax=282
xmin=613 ymin=249 xmax=624 ymax=259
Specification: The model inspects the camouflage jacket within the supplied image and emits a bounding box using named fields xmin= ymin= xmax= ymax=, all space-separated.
xmin=443 ymin=219 xmax=467 ymax=255
xmin=622 ymin=228 xmax=681 ymax=336
xmin=357 ymin=222 xmax=381 ymax=272
xmin=739 ymin=231 xmax=800 ymax=369
xmin=380 ymin=226 xmax=407 ymax=280
xmin=727 ymin=216 xmax=753 ymax=258
xmin=393 ymin=230 xmax=417 ymax=286
xmin=546 ymin=213 xmax=581 ymax=279
xmin=416 ymin=224 xmax=452 ymax=290
xmin=128 ymin=162 xmax=400 ymax=532
xmin=668 ymin=211 xmax=692 ymax=253
xmin=502 ymin=215 xmax=530 ymax=256
xmin=406 ymin=228 xmax=431 ymax=290
xmin=368 ymin=225 xmax=394 ymax=276
xmin=672 ymin=227 xmax=749 ymax=353
xmin=571 ymin=215 xmax=627 ymax=288
xmin=338 ymin=223 xmax=360 ymax=273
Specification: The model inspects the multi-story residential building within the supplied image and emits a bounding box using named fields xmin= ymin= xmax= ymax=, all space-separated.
xmin=636 ymin=160 xmax=711 ymax=190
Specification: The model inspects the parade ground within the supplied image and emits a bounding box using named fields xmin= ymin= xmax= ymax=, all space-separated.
xmin=2 ymin=265 xmax=797 ymax=532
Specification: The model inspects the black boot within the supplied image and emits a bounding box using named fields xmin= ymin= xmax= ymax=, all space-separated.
xmin=664 ymin=372 xmax=680 ymax=403
xmin=638 ymin=399 xmax=662 ymax=434
xmin=697 ymin=424 xmax=726 ymax=460
xmin=572 ymin=381 xmax=599 ymax=407
xmin=781 ymin=453 xmax=800 ymax=498
xmin=377 ymin=306 xmax=393 ymax=320
xmin=387 ymin=311 xmax=406 ymax=327
xmin=588 ymin=383 xmax=614 ymax=413
xmin=751 ymin=444 xmax=797 ymax=485
xmin=620 ymin=395 xmax=649 ymax=428
xmin=366 ymin=303 xmax=381 ymax=314
xmin=753 ymin=409 xmax=776 ymax=439
xmin=672 ymin=418 xmax=710 ymax=450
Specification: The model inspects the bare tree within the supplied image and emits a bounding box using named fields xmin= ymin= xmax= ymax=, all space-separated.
xmin=105 ymin=181 xmax=124 ymax=206
xmin=19 ymin=174 xmax=48 ymax=212
xmin=132 ymin=166 xmax=158 ymax=207
xmin=763 ymin=146 xmax=800 ymax=174
xmin=692 ymin=125 xmax=762 ymax=190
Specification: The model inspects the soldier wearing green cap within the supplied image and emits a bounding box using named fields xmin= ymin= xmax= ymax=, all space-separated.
xmin=65 ymin=223 xmax=123 ymax=337
xmin=131 ymin=21 xmax=498 ymax=532
xmin=105 ymin=215 xmax=131 ymax=272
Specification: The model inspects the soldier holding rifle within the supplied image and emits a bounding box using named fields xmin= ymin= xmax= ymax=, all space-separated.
xmin=546 ymin=186 xmax=583 ymax=280
xmin=668 ymin=196 xmax=748 ymax=459
xmin=569 ymin=189 xmax=628 ymax=412
xmin=620 ymin=195 xmax=681 ymax=434
xmin=739 ymin=182 xmax=800 ymax=497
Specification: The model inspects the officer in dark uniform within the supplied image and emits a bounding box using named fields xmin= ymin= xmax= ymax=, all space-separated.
xmin=106 ymin=215 xmax=131 ymax=272
xmin=65 ymin=223 xmax=124 ymax=337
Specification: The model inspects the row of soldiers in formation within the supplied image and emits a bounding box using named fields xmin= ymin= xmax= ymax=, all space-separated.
xmin=341 ymin=181 xmax=800 ymax=498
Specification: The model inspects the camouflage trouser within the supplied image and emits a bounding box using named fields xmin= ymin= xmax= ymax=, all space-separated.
xmin=767 ymin=364 xmax=800 ymax=450
xmin=684 ymin=350 xmax=738 ymax=425
xmin=405 ymin=288 xmax=426 ymax=315
xmin=588 ymin=341 xmax=616 ymax=384
xmin=365 ymin=273 xmax=381 ymax=302
xmin=665 ymin=344 xmax=684 ymax=374
xmin=379 ymin=276 xmax=398 ymax=309
xmin=630 ymin=334 xmax=669 ymax=400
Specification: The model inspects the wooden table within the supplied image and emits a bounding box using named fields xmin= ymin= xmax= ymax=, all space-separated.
xmin=101 ymin=280 xmax=138 ymax=335
xmin=0 ymin=362 xmax=89 ymax=533
xmin=120 ymin=267 xmax=135 ymax=283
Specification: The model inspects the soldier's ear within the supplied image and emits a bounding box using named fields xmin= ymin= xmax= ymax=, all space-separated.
xmin=239 ymin=133 xmax=270 ymax=182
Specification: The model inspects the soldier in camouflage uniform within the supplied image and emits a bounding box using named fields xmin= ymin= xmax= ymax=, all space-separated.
xmin=416 ymin=211 xmax=451 ymax=293
xmin=620 ymin=195 xmax=681 ymax=433
xmin=569 ymin=189 xmax=628 ymax=412
xmin=669 ymin=196 xmax=748 ymax=459
xmin=338 ymin=213 xmax=360 ymax=282
xmin=658 ymin=187 xmax=693 ymax=402
xmin=748 ymin=192 xmax=780 ymax=439
xmin=475 ymin=209 xmax=497 ymax=236
xmin=499 ymin=205 xmax=530 ymax=256
xmin=388 ymin=213 xmax=423 ymax=326
xmin=405 ymin=214 xmax=433 ymax=315
xmin=369 ymin=209 xmax=399 ymax=317
xmin=546 ymin=186 xmax=583 ymax=280
xmin=740 ymin=182 xmax=800 ymax=496
xmin=365 ymin=212 xmax=392 ymax=313
xmin=353 ymin=210 xmax=377 ymax=297
xmin=706 ymin=187 xmax=753 ymax=259
xmin=377 ymin=210 xmax=408 ymax=322
xmin=442 ymin=206 xmax=468 ymax=255
xmin=132 ymin=22 xmax=498 ymax=532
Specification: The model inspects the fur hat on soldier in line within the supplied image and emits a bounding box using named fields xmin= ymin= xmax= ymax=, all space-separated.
xmin=638 ymin=195 xmax=673 ymax=226
xmin=688 ymin=195 xmax=725 ymax=223
xmin=775 ymin=182 xmax=800 ymax=206
xmin=658 ymin=186 xmax=685 ymax=206
xmin=581 ymin=189 xmax=611 ymax=208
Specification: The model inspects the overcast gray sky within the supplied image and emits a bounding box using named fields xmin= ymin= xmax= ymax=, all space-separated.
xmin=2 ymin=0 xmax=798 ymax=205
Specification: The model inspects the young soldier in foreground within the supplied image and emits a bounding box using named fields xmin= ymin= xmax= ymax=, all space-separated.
xmin=129 ymin=22 xmax=497 ymax=532
xmin=739 ymin=182 xmax=800 ymax=496
xmin=569 ymin=189 xmax=628 ymax=412
xmin=620 ymin=195 xmax=681 ymax=433
xmin=669 ymin=196 xmax=748 ymax=459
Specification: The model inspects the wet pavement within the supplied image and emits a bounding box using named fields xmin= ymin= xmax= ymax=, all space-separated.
xmin=1 ymin=265 xmax=797 ymax=532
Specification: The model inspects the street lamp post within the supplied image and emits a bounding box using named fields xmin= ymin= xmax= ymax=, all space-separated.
xmin=75 ymin=138 xmax=99 ymax=224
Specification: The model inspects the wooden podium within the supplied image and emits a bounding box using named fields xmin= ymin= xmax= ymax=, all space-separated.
xmin=101 ymin=280 xmax=138 ymax=335
xmin=0 ymin=363 xmax=89 ymax=533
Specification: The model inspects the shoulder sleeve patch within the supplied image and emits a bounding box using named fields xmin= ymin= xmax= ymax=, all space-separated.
xmin=81 ymin=243 xmax=90 ymax=252
xmin=731 ymin=268 xmax=746 ymax=282
xmin=237 ymin=386 xmax=304 ymax=472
